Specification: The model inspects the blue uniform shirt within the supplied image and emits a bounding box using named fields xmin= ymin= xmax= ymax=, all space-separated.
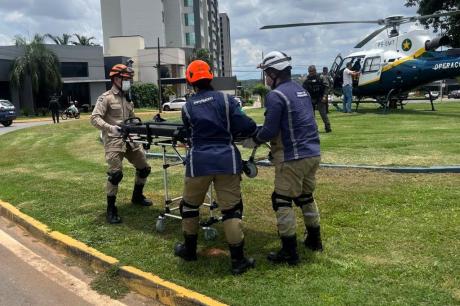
xmin=256 ymin=80 xmax=320 ymax=161
xmin=182 ymin=90 xmax=257 ymax=177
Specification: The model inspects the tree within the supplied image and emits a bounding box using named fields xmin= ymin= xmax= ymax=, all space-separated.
xmin=72 ymin=34 xmax=96 ymax=46
xmin=192 ymin=48 xmax=212 ymax=66
xmin=405 ymin=0 xmax=460 ymax=47
xmin=10 ymin=34 xmax=61 ymax=101
xmin=45 ymin=33 xmax=72 ymax=45
xmin=131 ymin=82 xmax=159 ymax=108
xmin=252 ymin=83 xmax=270 ymax=107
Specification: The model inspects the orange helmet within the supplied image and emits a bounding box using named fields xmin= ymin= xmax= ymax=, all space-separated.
xmin=186 ymin=60 xmax=213 ymax=85
xmin=109 ymin=64 xmax=134 ymax=79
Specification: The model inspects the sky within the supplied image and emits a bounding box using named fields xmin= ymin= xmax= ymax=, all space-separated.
xmin=0 ymin=0 xmax=421 ymax=79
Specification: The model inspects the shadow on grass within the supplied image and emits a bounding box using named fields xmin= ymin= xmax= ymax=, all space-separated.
xmin=97 ymin=199 xmax=321 ymax=276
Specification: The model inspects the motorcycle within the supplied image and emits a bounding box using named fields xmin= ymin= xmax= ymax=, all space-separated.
xmin=60 ymin=109 xmax=80 ymax=120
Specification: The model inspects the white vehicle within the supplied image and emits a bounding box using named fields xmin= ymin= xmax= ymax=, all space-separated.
xmin=162 ymin=97 xmax=186 ymax=111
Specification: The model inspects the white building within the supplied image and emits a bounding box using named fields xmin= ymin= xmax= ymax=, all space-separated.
xmin=100 ymin=0 xmax=226 ymax=76
xmin=106 ymin=36 xmax=186 ymax=97
xmin=219 ymin=13 xmax=232 ymax=77
xmin=100 ymin=0 xmax=165 ymax=49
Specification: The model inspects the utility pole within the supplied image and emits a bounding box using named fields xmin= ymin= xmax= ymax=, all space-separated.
xmin=157 ymin=37 xmax=162 ymax=113
xmin=261 ymin=51 xmax=264 ymax=85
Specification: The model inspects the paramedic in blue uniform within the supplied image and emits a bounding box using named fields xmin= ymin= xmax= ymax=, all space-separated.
xmin=255 ymin=51 xmax=324 ymax=265
xmin=174 ymin=60 xmax=258 ymax=275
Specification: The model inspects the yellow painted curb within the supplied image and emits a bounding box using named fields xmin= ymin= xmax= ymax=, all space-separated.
xmin=0 ymin=199 xmax=227 ymax=306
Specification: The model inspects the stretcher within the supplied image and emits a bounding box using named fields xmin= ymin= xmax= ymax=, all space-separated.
xmin=120 ymin=117 xmax=262 ymax=239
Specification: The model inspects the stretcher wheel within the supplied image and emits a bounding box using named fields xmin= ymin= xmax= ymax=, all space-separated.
xmin=204 ymin=227 xmax=218 ymax=241
xmin=243 ymin=161 xmax=258 ymax=178
xmin=156 ymin=217 xmax=165 ymax=233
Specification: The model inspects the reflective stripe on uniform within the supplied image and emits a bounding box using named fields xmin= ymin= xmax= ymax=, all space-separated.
xmin=183 ymin=105 xmax=195 ymax=177
xmin=273 ymin=90 xmax=299 ymax=159
xmin=223 ymin=93 xmax=237 ymax=174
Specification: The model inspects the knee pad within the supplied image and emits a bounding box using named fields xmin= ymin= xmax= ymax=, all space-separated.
xmin=271 ymin=192 xmax=293 ymax=212
xmin=107 ymin=171 xmax=123 ymax=185
xmin=179 ymin=200 xmax=199 ymax=219
xmin=221 ymin=200 xmax=243 ymax=221
xmin=294 ymin=193 xmax=314 ymax=208
xmin=136 ymin=166 xmax=151 ymax=179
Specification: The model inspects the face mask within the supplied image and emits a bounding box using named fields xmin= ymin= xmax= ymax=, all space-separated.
xmin=122 ymin=80 xmax=131 ymax=91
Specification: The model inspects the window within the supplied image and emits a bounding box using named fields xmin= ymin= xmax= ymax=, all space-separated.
xmin=185 ymin=32 xmax=196 ymax=46
xmin=60 ymin=62 xmax=88 ymax=78
xmin=184 ymin=13 xmax=194 ymax=26
xmin=362 ymin=56 xmax=381 ymax=73
xmin=183 ymin=0 xmax=193 ymax=7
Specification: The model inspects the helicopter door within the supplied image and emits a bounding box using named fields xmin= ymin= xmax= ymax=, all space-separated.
xmin=358 ymin=56 xmax=382 ymax=87
xmin=330 ymin=54 xmax=343 ymax=92
xmin=330 ymin=54 xmax=342 ymax=77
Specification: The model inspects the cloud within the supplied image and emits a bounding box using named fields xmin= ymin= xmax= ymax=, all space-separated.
xmin=0 ymin=0 xmax=102 ymax=45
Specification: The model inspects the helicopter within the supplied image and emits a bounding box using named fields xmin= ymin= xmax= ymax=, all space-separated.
xmin=261 ymin=11 xmax=460 ymax=111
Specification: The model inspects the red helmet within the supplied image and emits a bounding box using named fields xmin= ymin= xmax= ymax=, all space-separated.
xmin=186 ymin=60 xmax=213 ymax=85
xmin=109 ymin=64 xmax=134 ymax=79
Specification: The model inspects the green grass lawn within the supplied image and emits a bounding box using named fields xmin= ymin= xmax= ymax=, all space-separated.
xmin=0 ymin=103 xmax=459 ymax=305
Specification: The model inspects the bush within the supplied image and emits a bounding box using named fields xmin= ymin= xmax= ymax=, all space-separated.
xmin=36 ymin=107 xmax=49 ymax=116
xmin=245 ymin=99 xmax=254 ymax=106
xmin=21 ymin=107 xmax=32 ymax=117
xmin=131 ymin=83 xmax=159 ymax=108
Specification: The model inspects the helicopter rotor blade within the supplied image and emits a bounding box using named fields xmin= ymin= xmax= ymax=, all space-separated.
xmin=354 ymin=26 xmax=388 ymax=48
xmin=260 ymin=20 xmax=382 ymax=30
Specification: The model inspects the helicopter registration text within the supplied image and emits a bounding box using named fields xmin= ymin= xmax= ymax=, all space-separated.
xmin=433 ymin=62 xmax=460 ymax=70
xmin=376 ymin=39 xmax=396 ymax=48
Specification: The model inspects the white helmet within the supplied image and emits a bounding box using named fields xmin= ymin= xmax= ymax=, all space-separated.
xmin=258 ymin=51 xmax=292 ymax=71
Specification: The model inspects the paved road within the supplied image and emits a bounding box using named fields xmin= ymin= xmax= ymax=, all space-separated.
xmin=0 ymin=217 xmax=159 ymax=306
xmin=0 ymin=121 xmax=161 ymax=305
xmin=0 ymin=121 xmax=51 ymax=136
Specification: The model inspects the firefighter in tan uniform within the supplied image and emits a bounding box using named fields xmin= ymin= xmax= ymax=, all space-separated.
xmin=90 ymin=64 xmax=152 ymax=224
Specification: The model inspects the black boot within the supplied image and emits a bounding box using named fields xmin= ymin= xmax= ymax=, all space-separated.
xmin=229 ymin=241 xmax=255 ymax=275
xmin=325 ymin=124 xmax=332 ymax=133
xmin=131 ymin=184 xmax=153 ymax=206
xmin=106 ymin=196 xmax=122 ymax=224
xmin=304 ymin=226 xmax=323 ymax=252
xmin=174 ymin=233 xmax=198 ymax=261
xmin=267 ymin=235 xmax=299 ymax=265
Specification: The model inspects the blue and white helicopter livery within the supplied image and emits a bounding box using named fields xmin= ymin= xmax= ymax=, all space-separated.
xmin=261 ymin=11 xmax=460 ymax=110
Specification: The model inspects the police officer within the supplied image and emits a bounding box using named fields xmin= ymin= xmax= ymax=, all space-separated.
xmin=255 ymin=51 xmax=323 ymax=265
xmin=174 ymin=60 xmax=257 ymax=275
xmin=90 ymin=64 xmax=152 ymax=224
xmin=303 ymin=65 xmax=331 ymax=133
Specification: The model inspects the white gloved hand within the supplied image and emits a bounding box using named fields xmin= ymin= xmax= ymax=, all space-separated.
xmin=109 ymin=125 xmax=122 ymax=137
xmin=242 ymin=137 xmax=257 ymax=149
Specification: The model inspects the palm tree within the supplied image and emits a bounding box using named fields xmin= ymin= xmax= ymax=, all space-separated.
xmin=72 ymin=34 xmax=96 ymax=46
xmin=45 ymin=33 xmax=72 ymax=45
xmin=10 ymin=34 xmax=61 ymax=107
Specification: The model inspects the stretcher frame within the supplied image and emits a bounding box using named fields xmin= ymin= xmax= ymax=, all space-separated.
xmin=120 ymin=120 xmax=221 ymax=239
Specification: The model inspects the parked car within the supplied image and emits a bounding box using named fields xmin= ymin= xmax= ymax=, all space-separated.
xmin=448 ymin=90 xmax=460 ymax=99
xmin=162 ymin=97 xmax=186 ymax=111
xmin=0 ymin=99 xmax=16 ymax=127
xmin=424 ymin=91 xmax=439 ymax=100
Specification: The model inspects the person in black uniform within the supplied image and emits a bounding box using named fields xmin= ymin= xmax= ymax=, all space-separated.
xmin=303 ymin=65 xmax=331 ymax=133
xmin=48 ymin=95 xmax=60 ymax=124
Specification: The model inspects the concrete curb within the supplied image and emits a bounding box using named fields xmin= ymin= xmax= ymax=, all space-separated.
xmin=0 ymin=199 xmax=227 ymax=306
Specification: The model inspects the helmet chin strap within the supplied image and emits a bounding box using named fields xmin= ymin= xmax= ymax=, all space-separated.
xmin=267 ymin=71 xmax=280 ymax=90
